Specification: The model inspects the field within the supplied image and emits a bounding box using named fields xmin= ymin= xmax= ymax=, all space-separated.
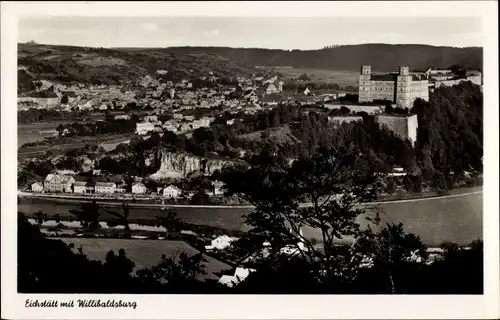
xmin=56 ymin=238 xmax=232 ymax=280
xmin=17 ymin=133 xmax=134 ymax=158
xmin=18 ymin=123 xmax=63 ymax=146
xmin=237 ymin=125 xmax=300 ymax=145
xmin=273 ymin=68 xmax=359 ymax=87
xmin=19 ymin=187 xmax=483 ymax=246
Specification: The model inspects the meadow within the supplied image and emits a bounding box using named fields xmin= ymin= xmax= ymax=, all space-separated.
xmin=56 ymin=237 xmax=232 ymax=281
xmin=274 ymin=68 xmax=359 ymax=87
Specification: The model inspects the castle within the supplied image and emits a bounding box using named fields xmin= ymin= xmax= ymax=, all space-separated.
xmin=358 ymin=65 xmax=429 ymax=109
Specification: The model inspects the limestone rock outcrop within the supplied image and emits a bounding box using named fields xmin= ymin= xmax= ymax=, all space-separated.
xmin=149 ymin=151 xmax=239 ymax=180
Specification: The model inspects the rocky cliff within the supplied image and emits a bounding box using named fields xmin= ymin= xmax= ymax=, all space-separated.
xmin=149 ymin=151 xmax=239 ymax=180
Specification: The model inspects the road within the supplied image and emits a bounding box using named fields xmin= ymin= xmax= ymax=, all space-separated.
xmin=18 ymin=187 xmax=482 ymax=208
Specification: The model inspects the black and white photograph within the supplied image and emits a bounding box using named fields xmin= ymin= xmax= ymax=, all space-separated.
xmin=2 ymin=1 xmax=499 ymax=319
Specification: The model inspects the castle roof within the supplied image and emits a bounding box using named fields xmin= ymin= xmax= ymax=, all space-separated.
xmin=370 ymin=74 xmax=398 ymax=81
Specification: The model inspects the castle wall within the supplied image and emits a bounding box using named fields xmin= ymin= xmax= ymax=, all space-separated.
xmin=358 ymin=79 xmax=395 ymax=103
xmin=375 ymin=114 xmax=419 ymax=146
xmin=433 ymin=78 xmax=481 ymax=89
xmin=358 ymin=65 xmax=429 ymax=109
xmin=327 ymin=115 xmax=363 ymax=126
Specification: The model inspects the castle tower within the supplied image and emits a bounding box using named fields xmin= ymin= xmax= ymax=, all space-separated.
xmin=396 ymin=65 xmax=412 ymax=109
xmin=358 ymin=65 xmax=372 ymax=103
xmin=361 ymin=64 xmax=371 ymax=75
xmin=278 ymin=81 xmax=284 ymax=92
xmin=399 ymin=65 xmax=410 ymax=76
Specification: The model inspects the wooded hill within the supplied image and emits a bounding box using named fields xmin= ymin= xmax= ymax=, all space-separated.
xmin=18 ymin=43 xmax=482 ymax=91
xmin=157 ymin=44 xmax=483 ymax=71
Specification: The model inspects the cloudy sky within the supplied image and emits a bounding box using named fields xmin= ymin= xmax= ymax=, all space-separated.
xmin=19 ymin=16 xmax=482 ymax=49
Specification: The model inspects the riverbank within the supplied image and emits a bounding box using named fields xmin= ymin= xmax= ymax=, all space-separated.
xmin=18 ymin=185 xmax=483 ymax=209
xmin=18 ymin=187 xmax=483 ymax=246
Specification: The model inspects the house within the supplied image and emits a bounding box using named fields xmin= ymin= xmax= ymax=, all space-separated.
xmin=162 ymin=185 xmax=182 ymax=198
xmin=132 ymin=182 xmax=147 ymax=194
xmin=266 ymin=83 xmax=279 ymax=95
xmin=114 ymin=114 xmax=130 ymax=120
xmin=180 ymin=230 xmax=198 ymax=236
xmin=31 ymin=182 xmax=44 ymax=193
xmin=212 ymin=180 xmax=225 ymax=196
xmin=136 ymin=122 xmax=155 ymax=135
xmin=217 ymin=267 xmax=256 ymax=288
xmin=73 ymin=181 xmax=95 ymax=194
xmin=143 ymin=115 xmax=158 ymax=123
xmin=44 ymin=174 xmax=75 ymax=193
xmin=217 ymin=275 xmax=239 ymax=288
xmin=94 ymin=182 xmax=116 ymax=193
xmin=205 ymin=235 xmax=238 ymax=251
xmin=303 ymin=87 xmax=311 ymax=95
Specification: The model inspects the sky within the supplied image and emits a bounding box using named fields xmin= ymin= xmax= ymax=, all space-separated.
xmin=18 ymin=16 xmax=483 ymax=49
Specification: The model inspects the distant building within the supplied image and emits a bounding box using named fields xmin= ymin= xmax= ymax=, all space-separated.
xmin=324 ymin=104 xmax=383 ymax=115
xmin=358 ymin=65 xmax=429 ymax=109
xmin=44 ymin=174 xmax=75 ymax=193
xmin=217 ymin=267 xmax=256 ymax=288
xmin=212 ymin=180 xmax=225 ymax=197
xmin=31 ymin=182 xmax=44 ymax=193
xmin=327 ymin=115 xmax=363 ymax=126
xmin=205 ymin=235 xmax=238 ymax=251
xmin=114 ymin=114 xmax=130 ymax=120
xmin=73 ymin=181 xmax=95 ymax=194
xmin=95 ymin=182 xmax=116 ymax=194
xmin=143 ymin=115 xmax=158 ymax=123
xmin=136 ymin=122 xmax=155 ymax=135
xmin=132 ymin=182 xmax=147 ymax=194
xmin=303 ymin=87 xmax=311 ymax=96
xmin=162 ymin=185 xmax=182 ymax=198
xmin=277 ymin=81 xmax=284 ymax=92
xmin=375 ymin=113 xmax=419 ymax=147
xmin=266 ymin=83 xmax=279 ymax=95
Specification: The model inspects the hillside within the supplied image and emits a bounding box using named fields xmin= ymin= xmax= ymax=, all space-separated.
xmin=17 ymin=43 xmax=253 ymax=92
xmin=159 ymin=44 xmax=483 ymax=72
xmin=18 ymin=43 xmax=483 ymax=92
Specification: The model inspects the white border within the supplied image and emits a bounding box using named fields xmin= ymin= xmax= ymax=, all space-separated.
xmin=2 ymin=1 xmax=499 ymax=319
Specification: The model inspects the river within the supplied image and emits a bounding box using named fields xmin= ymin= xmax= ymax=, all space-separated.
xmin=18 ymin=187 xmax=483 ymax=247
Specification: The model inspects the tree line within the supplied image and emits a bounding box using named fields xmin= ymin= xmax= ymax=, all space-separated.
xmin=55 ymin=114 xmax=138 ymax=137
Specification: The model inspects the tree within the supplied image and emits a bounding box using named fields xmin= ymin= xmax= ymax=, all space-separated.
xmin=220 ymin=145 xmax=382 ymax=289
xmin=107 ymin=202 xmax=132 ymax=238
xmin=354 ymin=223 xmax=428 ymax=294
xmin=156 ymin=210 xmax=181 ymax=239
xmin=61 ymin=94 xmax=69 ymax=104
xmin=56 ymin=124 xmax=65 ymax=136
xmin=340 ymin=106 xmax=351 ymax=114
xmin=69 ymin=200 xmax=101 ymax=233
xmin=190 ymin=189 xmax=211 ymax=205
xmin=135 ymin=252 xmax=208 ymax=292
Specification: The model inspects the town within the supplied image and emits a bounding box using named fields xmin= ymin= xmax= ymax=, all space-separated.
xmin=19 ymin=56 xmax=482 ymax=201
xmin=15 ymin=37 xmax=484 ymax=296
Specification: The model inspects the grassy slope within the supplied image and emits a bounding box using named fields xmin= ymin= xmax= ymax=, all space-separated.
xmin=17 ymin=43 xmax=253 ymax=93
xmin=237 ymin=125 xmax=301 ymax=145
xmin=18 ymin=43 xmax=482 ymax=93
xmin=56 ymin=237 xmax=232 ymax=280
